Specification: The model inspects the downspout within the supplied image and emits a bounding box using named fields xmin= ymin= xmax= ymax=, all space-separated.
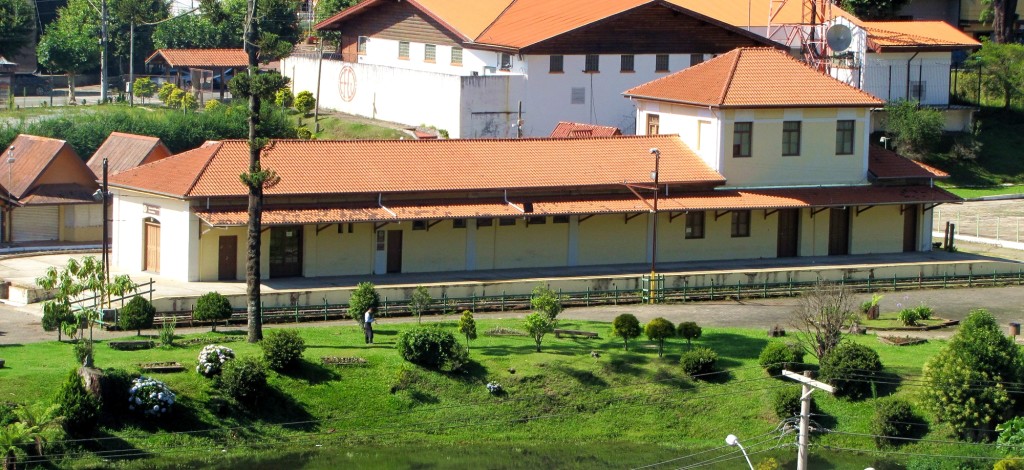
xmin=377 ymin=193 xmax=396 ymax=217
xmin=906 ymin=51 xmax=920 ymax=101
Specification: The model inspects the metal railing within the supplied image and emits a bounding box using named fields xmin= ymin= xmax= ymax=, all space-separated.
xmin=935 ymin=208 xmax=1024 ymax=244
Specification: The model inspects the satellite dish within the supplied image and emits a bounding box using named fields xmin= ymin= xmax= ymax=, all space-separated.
xmin=826 ymin=24 xmax=853 ymax=52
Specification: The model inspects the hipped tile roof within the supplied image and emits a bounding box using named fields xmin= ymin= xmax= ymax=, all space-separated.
xmin=145 ymin=49 xmax=249 ymax=68
xmin=623 ymin=48 xmax=884 ymax=108
xmin=868 ymin=146 xmax=949 ymax=179
xmin=549 ymin=122 xmax=622 ymax=138
xmin=0 ymin=135 xmax=87 ymax=200
xmin=195 ymin=185 xmax=960 ymax=226
xmin=87 ymin=132 xmax=171 ymax=177
xmin=862 ymin=21 xmax=981 ymax=52
xmin=109 ymin=136 xmax=726 ymax=198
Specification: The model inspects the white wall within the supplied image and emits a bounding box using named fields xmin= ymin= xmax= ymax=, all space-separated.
xmin=355 ymin=37 xmax=494 ymax=76
xmin=634 ymin=100 xmax=722 ymax=171
xmin=862 ymin=51 xmax=952 ymax=105
xmin=111 ymin=189 xmax=197 ymax=281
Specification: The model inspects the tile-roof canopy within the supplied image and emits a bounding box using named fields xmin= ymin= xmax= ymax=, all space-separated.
xmin=195 ymin=185 xmax=960 ymax=227
xmin=87 ymin=132 xmax=170 ymax=177
xmin=109 ymin=136 xmax=726 ymax=199
xmin=550 ymin=122 xmax=622 ymax=138
xmin=862 ymin=21 xmax=982 ymax=52
xmin=623 ymin=48 xmax=884 ymax=108
xmin=145 ymin=49 xmax=249 ymax=68
xmin=868 ymin=145 xmax=949 ymax=180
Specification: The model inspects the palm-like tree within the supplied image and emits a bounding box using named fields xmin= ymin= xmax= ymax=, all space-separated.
xmin=13 ymin=403 xmax=62 ymax=456
xmin=0 ymin=421 xmax=32 ymax=470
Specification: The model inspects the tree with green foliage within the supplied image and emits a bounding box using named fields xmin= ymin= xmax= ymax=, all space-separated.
xmin=841 ymin=0 xmax=909 ymax=19
xmin=0 ymin=420 xmax=31 ymax=469
xmin=676 ymin=321 xmax=702 ymax=348
xmin=967 ymin=40 xmax=1024 ymax=109
xmin=883 ymin=100 xmax=944 ymax=158
xmin=819 ymin=342 xmax=883 ymax=399
xmin=997 ymin=416 xmax=1024 ymax=456
xmin=166 ymin=88 xmax=186 ymax=109
xmin=117 ymin=295 xmax=155 ymax=335
xmin=294 ymin=91 xmax=315 ymax=115
xmin=922 ymin=309 xmax=1024 ymax=440
xmin=180 ymin=92 xmax=198 ymax=111
xmin=36 ymin=256 xmax=137 ymax=342
xmin=109 ymin=0 xmax=169 ymax=80
xmin=153 ymin=13 xmax=236 ymax=49
xmin=531 ymin=285 xmax=563 ymax=325
xmin=644 ymin=317 xmax=675 ymax=358
xmin=409 ymin=286 xmax=432 ymax=324
xmin=313 ymin=0 xmax=357 ymax=41
xmin=348 ymin=282 xmax=380 ymax=326
xmin=132 ymin=77 xmax=157 ymax=104
xmin=612 ymin=313 xmax=642 ymax=351
xmin=36 ymin=0 xmax=101 ymax=104
xmin=458 ymin=310 xmax=477 ymax=351
xmin=54 ymin=370 xmax=100 ymax=437
xmin=274 ymin=87 xmax=294 ymax=108
xmin=981 ymin=0 xmax=1020 ymax=44
xmin=157 ymin=82 xmax=177 ymax=103
xmin=0 ymin=0 xmax=35 ymax=59
xmin=193 ymin=292 xmax=234 ymax=331
xmin=524 ymin=312 xmax=553 ymax=352
xmin=11 ymin=403 xmax=61 ymax=457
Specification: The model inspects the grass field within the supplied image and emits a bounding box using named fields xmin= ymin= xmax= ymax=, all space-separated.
xmin=0 ymin=318 xmax=1003 ymax=469
xmin=941 ymin=184 xmax=1024 ymax=200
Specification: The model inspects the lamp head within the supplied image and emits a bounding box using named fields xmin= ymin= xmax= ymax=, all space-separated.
xmin=649 ymin=148 xmax=660 ymax=156
xmin=6 ymin=146 xmax=13 ymax=164
xmin=725 ymin=434 xmax=739 ymax=446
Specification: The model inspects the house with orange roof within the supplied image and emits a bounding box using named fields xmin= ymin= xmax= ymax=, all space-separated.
xmin=281 ymin=0 xmax=777 ymax=138
xmin=625 ymin=48 xmax=954 ymax=256
xmin=145 ymin=49 xmax=248 ymax=99
xmin=1 ymin=135 xmax=102 ymax=244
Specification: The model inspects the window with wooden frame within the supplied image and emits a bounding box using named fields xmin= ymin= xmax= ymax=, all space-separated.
xmin=424 ymin=44 xmax=436 ymax=63
xmin=451 ymin=47 xmax=463 ymax=66
xmin=690 ymin=53 xmax=704 ymax=66
xmin=549 ymin=55 xmax=563 ymax=73
xmin=584 ymin=54 xmax=599 ymax=73
xmin=620 ymin=54 xmax=634 ymax=73
xmin=398 ymin=41 xmax=410 ymax=60
xmin=685 ymin=211 xmax=705 ymax=239
xmin=731 ymin=210 xmax=751 ymax=237
xmin=655 ymin=54 xmax=669 ymax=72
xmin=357 ymin=36 xmax=368 ymax=55
xmin=646 ymin=113 xmax=660 ymax=135
xmin=499 ymin=53 xmax=512 ymax=71
xmin=733 ymin=122 xmax=752 ymax=158
xmin=782 ymin=121 xmax=801 ymax=156
xmin=836 ymin=120 xmax=855 ymax=155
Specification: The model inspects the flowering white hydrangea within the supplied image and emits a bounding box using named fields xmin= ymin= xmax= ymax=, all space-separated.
xmin=486 ymin=382 xmax=503 ymax=394
xmin=197 ymin=344 xmax=235 ymax=377
xmin=128 ymin=376 xmax=175 ymax=418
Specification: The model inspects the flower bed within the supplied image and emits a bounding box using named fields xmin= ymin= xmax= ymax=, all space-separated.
xmin=878 ymin=336 xmax=928 ymax=346
xmin=138 ymin=362 xmax=185 ymax=373
xmin=197 ymin=345 xmax=235 ymax=377
xmin=129 ymin=377 xmax=175 ymax=417
xmin=321 ymin=356 xmax=368 ymax=366
xmin=179 ymin=336 xmax=242 ymax=347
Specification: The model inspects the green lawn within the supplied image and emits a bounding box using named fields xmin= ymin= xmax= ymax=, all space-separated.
xmin=0 ymin=319 xmax=1003 ymax=468
xmin=303 ymin=114 xmax=407 ymax=140
xmin=860 ymin=314 xmax=950 ymax=329
xmin=941 ymin=183 xmax=1024 ymax=200
xmin=927 ymin=107 xmax=1024 ymax=187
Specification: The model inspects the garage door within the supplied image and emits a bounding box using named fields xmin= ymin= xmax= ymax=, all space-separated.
xmin=12 ymin=206 xmax=59 ymax=242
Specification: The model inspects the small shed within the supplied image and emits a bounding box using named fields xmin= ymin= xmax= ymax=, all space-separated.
xmin=87 ymin=132 xmax=172 ymax=178
xmin=145 ymin=49 xmax=249 ymax=99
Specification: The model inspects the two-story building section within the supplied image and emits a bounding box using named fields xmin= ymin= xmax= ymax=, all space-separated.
xmin=281 ymin=0 xmax=776 ymax=138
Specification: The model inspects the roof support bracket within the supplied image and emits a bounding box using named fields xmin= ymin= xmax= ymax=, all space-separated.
xmin=260 ymin=227 xmax=271 ymax=234
xmin=714 ymin=210 xmax=731 ymax=221
xmin=578 ymin=214 xmax=594 ymax=224
xmin=426 ymin=220 xmax=442 ymax=230
xmin=922 ymin=203 xmax=941 ymax=212
xmin=855 ymin=205 xmax=874 ymax=216
xmin=316 ymin=224 xmax=332 ymax=234
xmin=622 ymin=182 xmax=656 ymax=211
xmin=899 ymin=204 xmax=908 ymax=215
xmin=624 ymin=212 xmax=642 ymax=224
xmin=810 ymin=207 xmax=828 ymax=218
xmin=374 ymin=222 xmax=389 ymax=231
xmin=763 ymin=209 xmax=778 ymax=219
xmin=668 ymin=211 xmax=686 ymax=222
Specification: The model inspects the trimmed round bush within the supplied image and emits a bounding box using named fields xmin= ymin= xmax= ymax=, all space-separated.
xmin=758 ymin=341 xmax=805 ymax=376
xmin=396 ymin=327 xmax=468 ymax=371
xmin=55 ymin=370 xmax=100 ymax=437
xmin=870 ymin=397 xmax=919 ymax=448
xmin=197 ymin=345 xmax=235 ymax=377
xmin=261 ymin=329 xmax=307 ymax=371
xmin=644 ymin=317 xmax=675 ymax=357
xmin=680 ymin=347 xmax=717 ymax=377
xmin=612 ymin=314 xmax=642 ymax=350
xmin=118 ymin=295 xmax=155 ymax=335
xmin=677 ymin=321 xmax=702 ymax=346
xmin=128 ymin=376 xmax=175 ymax=418
xmin=221 ymin=356 xmax=267 ymax=407
xmin=770 ymin=386 xmax=814 ymax=420
xmin=193 ymin=292 xmax=233 ymax=331
xmin=819 ymin=342 xmax=883 ymax=399
xmin=348 ymin=282 xmax=380 ymax=323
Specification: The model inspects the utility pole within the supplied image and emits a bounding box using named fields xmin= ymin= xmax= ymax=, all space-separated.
xmin=782 ymin=370 xmax=835 ymax=470
xmin=100 ymin=0 xmax=109 ymax=103
xmin=128 ymin=21 xmax=134 ymax=106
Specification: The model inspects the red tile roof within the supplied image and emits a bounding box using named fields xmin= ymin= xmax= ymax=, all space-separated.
xmin=109 ymin=136 xmax=726 ymax=198
xmin=671 ymin=0 xmax=861 ymax=29
xmin=87 ymin=132 xmax=172 ymax=177
xmin=624 ymin=48 xmax=884 ymax=108
xmin=0 ymin=135 xmax=86 ymax=200
xmin=144 ymin=49 xmax=249 ymax=68
xmin=868 ymin=145 xmax=949 ymax=179
xmin=550 ymin=122 xmax=622 ymax=138
xmin=862 ymin=21 xmax=982 ymax=52
xmin=195 ymin=185 xmax=960 ymax=226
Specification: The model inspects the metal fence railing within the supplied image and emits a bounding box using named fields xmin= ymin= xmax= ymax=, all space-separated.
xmin=935 ymin=208 xmax=1024 ymax=244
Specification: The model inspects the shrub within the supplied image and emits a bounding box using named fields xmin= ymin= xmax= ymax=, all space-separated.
xmin=197 ymin=345 xmax=235 ymax=377
xmin=118 ymin=295 xmax=155 ymax=335
xmin=396 ymin=327 xmax=468 ymax=371
xmin=204 ymin=99 xmax=222 ymax=112
xmin=296 ymin=126 xmax=313 ymax=139
xmin=221 ymin=356 xmax=267 ymax=407
xmin=680 ymin=347 xmax=717 ymax=377
xmin=524 ymin=312 xmax=553 ymax=353
xmin=193 ymin=292 xmax=233 ymax=331
xmin=758 ymin=341 xmax=805 ymax=376
xmin=294 ymin=91 xmax=315 ymax=114
xmin=157 ymin=82 xmax=177 ymax=103
xmin=612 ymin=314 xmax=642 ymax=350
xmin=100 ymin=368 xmax=136 ymax=415
xmin=54 ymin=370 xmax=100 ymax=437
xmin=531 ymin=285 xmax=563 ymax=323
xmin=995 ymin=459 xmax=1024 ymax=470
xmin=166 ymin=88 xmax=186 ymax=109
xmin=42 ymin=302 xmax=74 ymax=341
xmin=897 ymin=308 xmax=920 ymax=326
xmin=770 ymin=386 xmax=813 ymax=419
xmin=913 ymin=304 xmax=932 ymax=320
xmin=159 ymin=321 xmax=175 ymax=347
xmin=260 ymin=329 xmax=307 ymax=371
xmin=274 ymin=87 xmax=294 ymax=108
xmin=348 ymin=282 xmax=380 ymax=324
xmin=409 ymin=286 xmax=433 ymax=323
xmin=132 ymin=77 xmax=156 ymax=103
xmin=883 ymin=100 xmax=944 ymax=157
xmin=922 ymin=309 xmax=1024 ymax=440
xmin=128 ymin=377 xmax=175 ymax=418
xmin=180 ymin=93 xmax=198 ymax=111
xmin=458 ymin=310 xmax=477 ymax=350
xmin=998 ymin=417 xmax=1024 ymax=456
xmin=677 ymin=322 xmax=702 ymax=347
xmin=72 ymin=340 xmax=94 ymax=366
xmin=644 ymin=317 xmax=675 ymax=357
xmin=819 ymin=342 xmax=883 ymax=399
xmin=871 ymin=398 xmax=919 ymax=448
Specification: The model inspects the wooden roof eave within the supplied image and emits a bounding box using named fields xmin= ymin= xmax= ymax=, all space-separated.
xmin=315 ymin=0 xmax=472 ymax=42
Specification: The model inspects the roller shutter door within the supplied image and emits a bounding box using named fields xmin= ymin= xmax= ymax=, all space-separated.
xmin=12 ymin=206 xmax=59 ymax=241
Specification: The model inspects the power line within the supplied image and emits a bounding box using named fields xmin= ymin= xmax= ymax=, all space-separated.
xmin=823 ymin=429 xmax=1014 ymax=449
xmin=815 ymin=444 xmax=1020 ymax=462
xmin=632 ymin=425 xmax=788 ymax=470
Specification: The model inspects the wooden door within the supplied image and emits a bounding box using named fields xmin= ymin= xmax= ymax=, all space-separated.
xmin=218 ymin=236 xmax=237 ymax=280
xmin=828 ymin=208 xmax=851 ymax=256
xmin=903 ymin=204 xmax=919 ymax=252
xmin=776 ymin=209 xmax=799 ymax=258
xmin=144 ymin=222 xmax=160 ymax=273
xmin=269 ymin=226 xmax=303 ymax=278
xmin=386 ymin=230 xmax=403 ymax=273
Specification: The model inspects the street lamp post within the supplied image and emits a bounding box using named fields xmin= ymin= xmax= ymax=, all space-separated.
xmin=93 ymin=158 xmax=110 ymax=291
xmin=649 ymin=148 xmax=660 ymax=304
xmin=726 ymin=434 xmax=755 ymax=470
xmin=5 ymin=145 xmax=14 ymax=245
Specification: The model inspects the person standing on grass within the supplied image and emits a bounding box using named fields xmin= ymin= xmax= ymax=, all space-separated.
xmin=364 ymin=307 xmax=375 ymax=344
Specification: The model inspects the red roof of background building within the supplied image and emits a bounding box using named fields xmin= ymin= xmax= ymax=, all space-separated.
xmin=87 ymin=132 xmax=171 ymax=177
xmin=144 ymin=49 xmax=249 ymax=68
xmin=550 ymin=122 xmax=622 ymax=138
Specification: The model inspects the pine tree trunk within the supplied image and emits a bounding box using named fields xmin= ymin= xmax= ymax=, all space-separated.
xmin=245 ymin=0 xmax=263 ymax=343
xmin=991 ymin=0 xmax=1019 ymax=44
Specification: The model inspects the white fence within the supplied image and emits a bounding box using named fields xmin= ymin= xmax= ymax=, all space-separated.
xmin=935 ymin=208 xmax=1024 ymax=244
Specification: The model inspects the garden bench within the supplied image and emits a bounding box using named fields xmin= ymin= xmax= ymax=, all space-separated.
xmin=108 ymin=340 xmax=155 ymax=351
xmin=553 ymin=329 xmax=599 ymax=339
